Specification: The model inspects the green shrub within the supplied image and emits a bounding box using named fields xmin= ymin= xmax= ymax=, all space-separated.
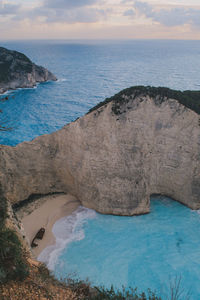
xmin=0 ymin=195 xmax=29 ymax=283
xmin=64 ymin=277 xmax=91 ymax=297
xmin=63 ymin=277 xmax=162 ymax=300
xmin=91 ymin=286 xmax=161 ymax=300
xmin=0 ymin=47 xmax=33 ymax=82
xmin=0 ymin=195 xmax=8 ymax=228
xmin=0 ymin=227 xmax=29 ymax=283
xmin=88 ymin=86 xmax=200 ymax=116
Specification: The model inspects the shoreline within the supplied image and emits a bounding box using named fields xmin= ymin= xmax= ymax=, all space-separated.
xmin=16 ymin=194 xmax=80 ymax=258
xmin=0 ymin=81 xmax=46 ymax=96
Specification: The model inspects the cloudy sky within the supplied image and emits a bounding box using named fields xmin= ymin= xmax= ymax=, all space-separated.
xmin=0 ymin=0 xmax=200 ymax=39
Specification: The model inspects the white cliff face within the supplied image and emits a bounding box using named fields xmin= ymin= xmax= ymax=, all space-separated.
xmin=0 ymin=47 xmax=57 ymax=94
xmin=0 ymin=93 xmax=200 ymax=215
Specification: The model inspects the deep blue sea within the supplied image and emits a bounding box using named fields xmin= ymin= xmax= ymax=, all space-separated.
xmin=0 ymin=39 xmax=200 ymax=145
xmin=1 ymin=40 xmax=200 ymax=298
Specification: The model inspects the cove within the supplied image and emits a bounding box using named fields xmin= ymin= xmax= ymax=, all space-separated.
xmin=38 ymin=196 xmax=200 ymax=299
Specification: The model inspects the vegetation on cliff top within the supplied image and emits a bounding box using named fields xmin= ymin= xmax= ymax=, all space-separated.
xmin=88 ymin=86 xmax=200 ymax=115
xmin=0 ymin=47 xmax=33 ymax=83
xmin=0 ymin=194 xmax=29 ymax=284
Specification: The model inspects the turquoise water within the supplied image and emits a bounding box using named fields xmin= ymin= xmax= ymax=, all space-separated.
xmin=1 ymin=40 xmax=200 ymax=298
xmin=0 ymin=40 xmax=200 ymax=145
xmin=39 ymin=197 xmax=200 ymax=299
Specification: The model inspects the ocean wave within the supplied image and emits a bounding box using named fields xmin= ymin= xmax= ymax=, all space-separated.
xmin=0 ymin=85 xmax=38 ymax=97
xmin=0 ymin=80 xmax=56 ymax=97
xmin=0 ymin=90 xmax=12 ymax=96
xmin=38 ymin=206 xmax=97 ymax=270
xmin=57 ymin=78 xmax=67 ymax=82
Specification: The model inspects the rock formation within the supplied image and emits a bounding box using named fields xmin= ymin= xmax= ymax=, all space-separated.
xmin=0 ymin=47 xmax=57 ymax=94
xmin=0 ymin=86 xmax=200 ymax=215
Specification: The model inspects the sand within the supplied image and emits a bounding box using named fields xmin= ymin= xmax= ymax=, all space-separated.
xmin=16 ymin=194 xmax=80 ymax=258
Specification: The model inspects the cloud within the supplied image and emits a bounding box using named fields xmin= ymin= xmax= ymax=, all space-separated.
xmin=43 ymin=0 xmax=99 ymax=9
xmin=2 ymin=0 xmax=200 ymax=33
xmin=134 ymin=1 xmax=153 ymax=18
xmin=133 ymin=1 xmax=200 ymax=27
xmin=0 ymin=1 xmax=21 ymax=15
xmin=121 ymin=0 xmax=133 ymax=3
xmin=25 ymin=5 xmax=106 ymax=23
xmin=16 ymin=0 xmax=106 ymax=24
xmin=153 ymin=7 xmax=200 ymax=27
xmin=1 ymin=0 xmax=106 ymax=24
xmin=123 ymin=9 xmax=135 ymax=17
xmin=37 ymin=7 xmax=105 ymax=23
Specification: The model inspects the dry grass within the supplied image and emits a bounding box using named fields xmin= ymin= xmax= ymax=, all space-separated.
xmin=0 ymin=259 xmax=79 ymax=300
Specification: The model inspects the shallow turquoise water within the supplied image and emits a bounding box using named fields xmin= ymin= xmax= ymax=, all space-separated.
xmin=38 ymin=197 xmax=200 ymax=299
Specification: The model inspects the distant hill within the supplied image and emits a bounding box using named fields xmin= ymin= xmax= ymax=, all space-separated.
xmin=0 ymin=47 xmax=57 ymax=94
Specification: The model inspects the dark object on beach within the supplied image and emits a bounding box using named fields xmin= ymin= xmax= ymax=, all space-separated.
xmin=35 ymin=227 xmax=45 ymax=240
xmin=31 ymin=240 xmax=38 ymax=248
xmin=31 ymin=227 xmax=45 ymax=248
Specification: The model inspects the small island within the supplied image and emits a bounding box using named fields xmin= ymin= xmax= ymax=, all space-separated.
xmin=0 ymin=47 xmax=57 ymax=94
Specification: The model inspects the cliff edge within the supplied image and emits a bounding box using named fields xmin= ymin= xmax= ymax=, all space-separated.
xmin=0 ymin=86 xmax=200 ymax=215
xmin=0 ymin=47 xmax=57 ymax=94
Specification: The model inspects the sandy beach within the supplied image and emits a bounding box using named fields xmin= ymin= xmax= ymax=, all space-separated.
xmin=16 ymin=194 xmax=80 ymax=258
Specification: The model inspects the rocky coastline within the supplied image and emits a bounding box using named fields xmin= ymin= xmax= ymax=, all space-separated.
xmin=1 ymin=86 xmax=200 ymax=217
xmin=0 ymin=47 xmax=57 ymax=94
xmin=1 ymin=85 xmax=200 ymax=298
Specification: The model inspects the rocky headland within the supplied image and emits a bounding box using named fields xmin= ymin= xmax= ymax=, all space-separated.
xmin=0 ymin=86 xmax=200 ymax=216
xmin=0 ymin=47 xmax=57 ymax=94
xmin=1 ymin=86 xmax=200 ymax=298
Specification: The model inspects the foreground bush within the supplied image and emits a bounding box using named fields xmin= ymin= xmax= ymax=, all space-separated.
xmin=64 ymin=277 xmax=162 ymax=300
xmin=0 ymin=195 xmax=190 ymax=300
xmin=91 ymin=286 xmax=161 ymax=300
xmin=0 ymin=195 xmax=29 ymax=283
xmin=64 ymin=276 xmax=190 ymax=300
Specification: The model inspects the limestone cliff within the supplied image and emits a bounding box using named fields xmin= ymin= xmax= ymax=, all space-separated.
xmin=0 ymin=47 xmax=57 ymax=94
xmin=0 ymin=86 xmax=200 ymax=215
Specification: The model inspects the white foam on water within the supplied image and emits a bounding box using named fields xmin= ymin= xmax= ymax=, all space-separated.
xmin=57 ymin=78 xmax=67 ymax=82
xmin=0 ymin=85 xmax=38 ymax=97
xmin=191 ymin=208 xmax=200 ymax=215
xmin=38 ymin=206 xmax=97 ymax=270
xmin=0 ymin=81 xmax=55 ymax=97
xmin=0 ymin=90 xmax=12 ymax=96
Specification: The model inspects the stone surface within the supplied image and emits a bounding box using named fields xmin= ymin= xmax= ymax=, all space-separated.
xmin=0 ymin=90 xmax=200 ymax=215
xmin=0 ymin=47 xmax=57 ymax=94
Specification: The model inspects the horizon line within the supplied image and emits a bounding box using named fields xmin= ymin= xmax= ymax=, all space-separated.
xmin=1 ymin=38 xmax=200 ymax=42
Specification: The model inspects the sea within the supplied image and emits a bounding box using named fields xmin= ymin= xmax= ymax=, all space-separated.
xmin=1 ymin=39 xmax=200 ymax=298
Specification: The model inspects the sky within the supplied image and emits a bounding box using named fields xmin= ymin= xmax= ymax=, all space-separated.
xmin=0 ymin=0 xmax=200 ymax=40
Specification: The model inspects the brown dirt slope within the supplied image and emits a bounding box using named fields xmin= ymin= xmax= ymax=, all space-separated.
xmin=0 ymin=259 xmax=79 ymax=300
